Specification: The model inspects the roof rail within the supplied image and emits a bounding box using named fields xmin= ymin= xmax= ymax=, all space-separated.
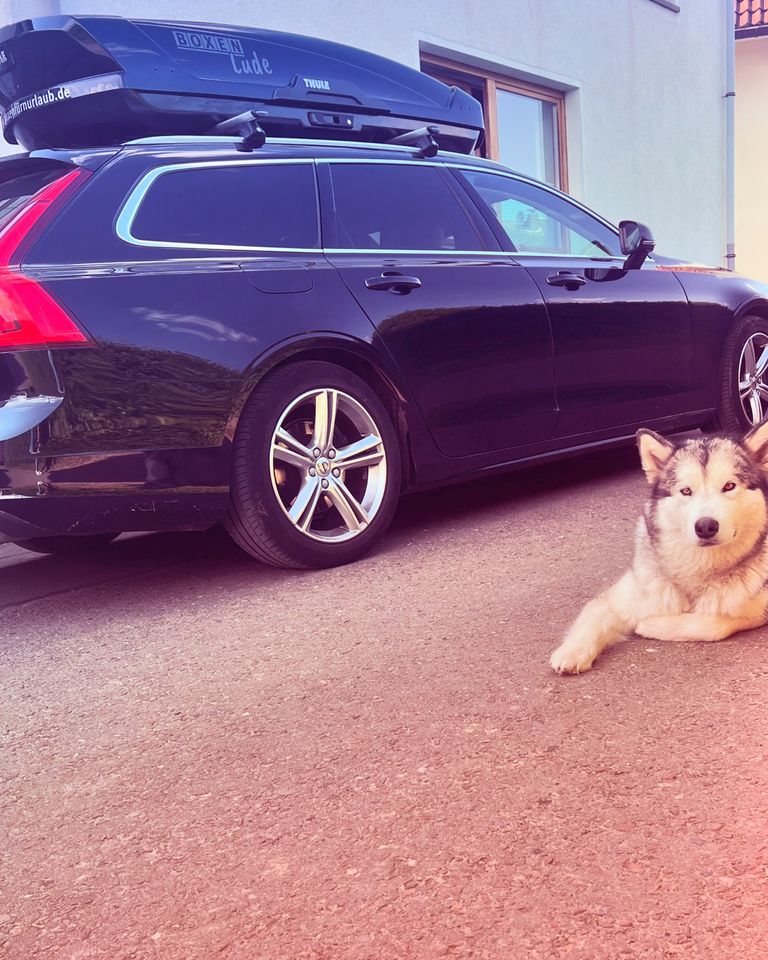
xmin=208 ymin=110 xmax=268 ymax=152
xmin=388 ymin=125 xmax=439 ymax=158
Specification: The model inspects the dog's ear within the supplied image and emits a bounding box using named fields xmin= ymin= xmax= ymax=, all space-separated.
xmin=636 ymin=429 xmax=675 ymax=482
xmin=743 ymin=419 xmax=768 ymax=466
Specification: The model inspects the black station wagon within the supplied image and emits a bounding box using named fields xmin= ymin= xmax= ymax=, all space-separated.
xmin=1 ymin=15 xmax=767 ymax=568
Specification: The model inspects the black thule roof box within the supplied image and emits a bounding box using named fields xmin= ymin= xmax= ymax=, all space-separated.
xmin=0 ymin=15 xmax=484 ymax=154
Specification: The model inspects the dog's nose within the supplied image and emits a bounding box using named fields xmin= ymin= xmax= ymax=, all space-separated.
xmin=695 ymin=517 xmax=720 ymax=540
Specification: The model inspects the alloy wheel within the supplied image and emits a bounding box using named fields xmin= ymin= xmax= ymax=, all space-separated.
xmin=269 ymin=388 xmax=388 ymax=542
xmin=738 ymin=332 xmax=768 ymax=426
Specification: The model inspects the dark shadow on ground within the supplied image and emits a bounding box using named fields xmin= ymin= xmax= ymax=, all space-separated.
xmin=391 ymin=444 xmax=638 ymax=533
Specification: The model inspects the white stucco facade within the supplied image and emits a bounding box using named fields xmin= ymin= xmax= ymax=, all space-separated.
xmin=0 ymin=0 xmax=730 ymax=266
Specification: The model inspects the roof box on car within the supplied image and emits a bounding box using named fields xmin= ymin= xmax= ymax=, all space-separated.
xmin=0 ymin=15 xmax=484 ymax=154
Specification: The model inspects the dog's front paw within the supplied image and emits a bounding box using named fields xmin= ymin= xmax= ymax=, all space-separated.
xmin=550 ymin=642 xmax=596 ymax=674
xmin=635 ymin=616 xmax=679 ymax=642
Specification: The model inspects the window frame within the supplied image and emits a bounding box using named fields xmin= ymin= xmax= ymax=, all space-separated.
xmin=115 ymin=154 xmax=622 ymax=260
xmin=317 ymin=158 xmax=498 ymax=255
xmin=115 ymin=158 xmax=322 ymax=252
xmin=420 ymin=52 xmax=569 ymax=192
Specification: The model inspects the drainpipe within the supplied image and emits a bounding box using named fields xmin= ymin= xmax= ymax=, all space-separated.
xmin=725 ymin=0 xmax=736 ymax=271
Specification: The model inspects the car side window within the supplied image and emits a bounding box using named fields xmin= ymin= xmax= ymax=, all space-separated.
xmin=128 ymin=162 xmax=319 ymax=249
xmin=326 ymin=163 xmax=484 ymax=252
xmin=459 ymin=169 xmax=620 ymax=258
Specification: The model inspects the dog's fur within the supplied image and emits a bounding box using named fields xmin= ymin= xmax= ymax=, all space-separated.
xmin=550 ymin=421 xmax=768 ymax=673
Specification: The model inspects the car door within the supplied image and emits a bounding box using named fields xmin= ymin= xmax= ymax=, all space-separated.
xmin=318 ymin=158 xmax=557 ymax=458
xmin=453 ymin=168 xmax=693 ymax=440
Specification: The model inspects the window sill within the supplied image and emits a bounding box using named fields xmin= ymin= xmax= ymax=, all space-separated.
xmin=647 ymin=0 xmax=680 ymax=11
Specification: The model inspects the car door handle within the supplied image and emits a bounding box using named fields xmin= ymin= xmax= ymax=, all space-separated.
xmin=364 ymin=273 xmax=422 ymax=294
xmin=546 ymin=271 xmax=587 ymax=291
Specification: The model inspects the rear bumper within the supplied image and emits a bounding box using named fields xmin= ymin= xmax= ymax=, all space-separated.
xmin=0 ymin=427 xmax=232 ymax=541
xmin=0 ymin=490 xmax=230 ymax=542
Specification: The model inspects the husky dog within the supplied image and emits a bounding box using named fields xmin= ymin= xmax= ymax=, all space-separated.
xmin=550 ymin=421 xmax=768 ymax=674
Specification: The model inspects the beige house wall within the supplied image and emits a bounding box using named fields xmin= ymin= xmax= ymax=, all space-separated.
xmin=736 ymin=36 xmax=768 ymax=281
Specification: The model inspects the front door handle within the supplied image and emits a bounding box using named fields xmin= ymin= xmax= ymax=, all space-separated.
xmin=364 ymin=273 xmax=422 ymax=294
xmin=546 ymin=271 xmax=587 ymax=291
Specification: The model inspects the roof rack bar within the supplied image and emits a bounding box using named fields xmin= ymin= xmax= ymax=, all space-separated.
xmin=209 ymin=110 xmax=268 ymax=152
xmin=122 ymin=135 xmax=490 ymax=164
xmin=388 ymin=125 xmax=440 ymax=158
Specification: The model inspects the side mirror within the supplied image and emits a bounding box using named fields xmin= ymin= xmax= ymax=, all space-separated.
xmin=619 ymin=220 xmax=655 ymax=270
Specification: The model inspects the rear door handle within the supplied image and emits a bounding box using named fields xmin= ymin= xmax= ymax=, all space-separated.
xmin=546 ymin=271 xmax=587 ymax=291
xmin=364 ymin=273 xmax=422 ymax=294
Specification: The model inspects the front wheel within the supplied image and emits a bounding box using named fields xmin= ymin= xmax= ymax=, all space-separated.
xmin=715 ymin=315 xmax=768 ymax=433
xmin=225 ymin=361 xmax=402 ymax=568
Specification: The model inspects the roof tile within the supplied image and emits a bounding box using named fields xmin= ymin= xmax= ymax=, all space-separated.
xmin=737 ymin=1 xmax=768 ymax=29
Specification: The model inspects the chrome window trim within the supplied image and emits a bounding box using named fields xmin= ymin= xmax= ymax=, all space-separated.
xmin=115 ymin=158 xmax=321 ymax=252
xmin=323 ymin=249 xmax=517 ymax=257
xmin=320 ymin=158 xmax=620 ymax=240
xmin=119 ymin=141 xmax=614 ymax=230
xmin=509 ymin=253 xmax=623 ymax=262
xmin=115 ymin=154 xmax=622 ymax=257
xmin=321 ymin=158 xmax=621 ymax=256
xmin=324 ymin=250 xmax=619 ymax=262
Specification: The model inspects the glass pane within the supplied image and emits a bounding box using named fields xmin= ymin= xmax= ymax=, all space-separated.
xmin=132 ymin=164 xmax=319 ymax=248
xmin=461 ymin=169 xmax=619 ymax=258
xmin=327 ymin=164 xmax=483 ymax=251
xmin=496 ymin=89 xmax=559 ymax=187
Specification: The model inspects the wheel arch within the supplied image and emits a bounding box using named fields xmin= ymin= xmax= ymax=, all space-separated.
xmin=227 ymin=337 xmax=416 ymax=487
xmin=735 ymin=296 xmax=768 ymax=326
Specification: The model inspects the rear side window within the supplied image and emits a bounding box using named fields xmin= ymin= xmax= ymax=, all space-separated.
xmin=128 ymin=162 xmax=319 ymax=249
xmin=326 ymin=163 xmax=484 ymax=251
xmin=0 ymin=167 xmax=68 ymax=231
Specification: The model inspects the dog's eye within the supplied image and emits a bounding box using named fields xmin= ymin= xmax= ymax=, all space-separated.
xmin=680 ymin=487 xmax=693 ymax=496
xmin=722 ymin=481 xmax=736 ymax=492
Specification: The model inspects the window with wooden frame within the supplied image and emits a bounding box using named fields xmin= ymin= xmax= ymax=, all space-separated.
xmin=421 ymin=53 xmax=568 ymax=192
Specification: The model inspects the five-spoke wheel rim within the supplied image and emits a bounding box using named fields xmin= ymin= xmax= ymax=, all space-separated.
xmin=738 ymin=332 xmax=768 ymax=426
xmin=269 ymin=388 xmax=388 ymax=543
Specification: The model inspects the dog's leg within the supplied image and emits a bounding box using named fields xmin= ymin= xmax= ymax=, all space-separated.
xmin=550 ymin=574 xmax=636 ymax=674
xmin=636 ymin=609 xmax=767 ymax=643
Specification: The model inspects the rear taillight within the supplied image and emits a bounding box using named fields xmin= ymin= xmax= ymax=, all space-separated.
xmin=0 ymin=168 xmax=91 ymax=353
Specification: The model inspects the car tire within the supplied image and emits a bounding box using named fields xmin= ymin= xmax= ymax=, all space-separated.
xmin=225 ymin=361 xmax=402 ymax=569
xmin=715 ymin=315 xmax=768 ymax=433
xmin=11 ymin=532 xmax=119 ymax=555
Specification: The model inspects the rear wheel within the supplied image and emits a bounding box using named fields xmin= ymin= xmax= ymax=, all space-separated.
xmin=11 ymin=532 xmax=119 ymax=555
xmin=225 ymin=361 xmax=402 ymax=568
xmin=715 ymin=315 xmax=768 ymax=432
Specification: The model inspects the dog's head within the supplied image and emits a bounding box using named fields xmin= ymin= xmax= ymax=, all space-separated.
xmin=637 ymin=422 xmax=768 ymax=552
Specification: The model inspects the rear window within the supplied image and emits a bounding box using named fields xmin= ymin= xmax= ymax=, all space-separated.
xmin=0 ymin=167 xmax=67 ymax=232
xmin=128 ymin=162 xmax=319 ymax=250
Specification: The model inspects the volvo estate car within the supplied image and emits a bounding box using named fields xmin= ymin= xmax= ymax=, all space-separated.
xmin=1 ymin=15 xmax=767 ymax=568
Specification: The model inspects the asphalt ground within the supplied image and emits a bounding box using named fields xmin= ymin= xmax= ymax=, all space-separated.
xmin=2 ymin=445 xmax=767 ymax=959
